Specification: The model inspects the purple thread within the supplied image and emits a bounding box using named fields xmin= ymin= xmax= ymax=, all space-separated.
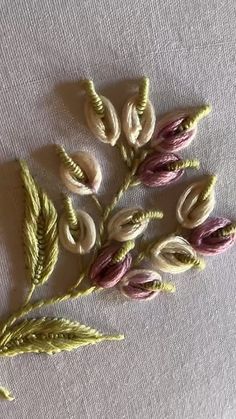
xmin=89 ymin=243 xmax=132 ymax=288
xmin=137 ymin=152 xmax=184 ymax=187
xmin=119 ymin=270 xmax=160 ymax=300
xmin=189 ymin=217 xmax=236 ymax=256
xmin=152 ymin=114 xmax=196 ymax=152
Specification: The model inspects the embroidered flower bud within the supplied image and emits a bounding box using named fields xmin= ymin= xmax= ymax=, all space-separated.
xmin=176 ymin=175 xmax=216 ymax=229
xmin=122 ymin=77 xmax=156 ymax=148
xmin=89 ymin=241 xmax=134 ymax=288
xmin=119 ymin=269 xmax=176 ymax=300
xmin=150 ymin=235 xmax=205 ymax=274
xmin=137 ymin=152 xmax=200 ymax=187
xmin=107 ymin=208 xmax=163 ymax=242
xmin=189 ymin=217 xmax=236 ymax=256
xmin=84 ymin=80 xmax=121 ymax=146
xmin=152 ymin=106 xmax=211 ymax=152
xmin=59 ymin=196 xmax=96 ymax=254
xmin=58 ymin=145 xmax=102 ymax=195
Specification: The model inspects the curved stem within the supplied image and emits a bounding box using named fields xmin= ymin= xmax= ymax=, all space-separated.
xmin=91 ymin=194 xmax=103 ymax=213
xmin=98 ymin=158 xmax=140 ymax=247
xmin=24 ymin=284 xmax=35 ymax=306
xmin=0 ymin=286 xmax=98 ymax=340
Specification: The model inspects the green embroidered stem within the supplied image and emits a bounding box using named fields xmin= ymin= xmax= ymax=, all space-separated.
xmin=98 ymin=157 xmax=141 ymax=246
xmin=136 ymin=77 xmax=149 ymax=116
xmin=24 ymin=284 xmax=36 ymax=306
xmin=91 ymin=194 xmax=103 ymax=213
xmin=167 ymin=159 xmax=200 ymax=171
xmin=116 ymin=143 xmax=134 ymax=168
xmin=133 ymin=251 xmax=147 ymax=267
xmin=57 ymin=145 xmax=86 ymax=181
xmin=0 ymin=286 xmax=98 ymax=340
xmin=180 ymin=105 xmax=211 ymax=131
xmin=84 ymin=80 xmax=105 ymax=117
xmin=0 ymin=387 xmax=14 ymax=401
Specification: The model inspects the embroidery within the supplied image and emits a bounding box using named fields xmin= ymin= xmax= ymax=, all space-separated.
xmin=0 ymin=77 xmax=234 ymax=400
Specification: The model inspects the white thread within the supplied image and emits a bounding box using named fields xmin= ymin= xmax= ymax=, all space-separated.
xmin=119 ymin=269 xmax=162 ymax=300
xmin=84 ymin=96 xmax=121 ymax=146
xmin=176 ymin=179 xmax=215 ymax=229
xmin=107 ymin=208 xmax=149 ymax=242
xmin=122 ymin=95 xmax=156 ymax=148
xmin=150 ymin=235 xmax=202 ymax=274
xmin=152 ymin=109 xmax=197 ymax=151
xmin=60 ymin=151 xmax=102 ymax=195
xmin=59 ymin=210 xmax=96 ymax=254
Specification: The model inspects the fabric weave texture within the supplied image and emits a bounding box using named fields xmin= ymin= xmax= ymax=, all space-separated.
xmin=0 ymin=0 xmax=236 ymax=418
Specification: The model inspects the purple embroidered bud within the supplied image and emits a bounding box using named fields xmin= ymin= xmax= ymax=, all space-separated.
xmin=137 ymin=152 xmax=199 ymax=188
xmin=89 ymin=241 xmax=134 ymax=288
xmin=152 ymin=106 xmax=211 ymax=152
xmin=152 ymin=111 xmax=197 ymax=152
xmin=119 ymin=269 xmax=175 ymax=300
xmin=189 ymin=217 xmax=236 ymax=256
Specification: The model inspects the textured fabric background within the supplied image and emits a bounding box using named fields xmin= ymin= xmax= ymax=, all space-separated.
xmin=0 ymin=1 xmax=236 ymax=418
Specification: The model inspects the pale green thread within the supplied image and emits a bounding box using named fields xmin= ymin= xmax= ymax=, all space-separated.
xmin=69 ymin=271 xmax=87 ymax=291
xmin=167 ymin=159 xmax=200 ymax=171
xmin=176 ymin=254 xmax=205 ymax=270
xmin=136 ymin=77 xmax=149 ymax=116
xmin=91 ymin=194 xmax=103 ymax=213
xmin=63 ymin=195 xmax=78 ymax=229
xmin=180 ymin=105 xmax=211 ymax=131
xmin=130 ymin=210 xmax=164 ymax=224
xmin=0 ymin=317 xmax=124 ymax=357
xmin=111 ymin=240 xmax=135 ymax=264
xmin=0 ymin=160 xmax=126 ymax=360
xmin=24 ymin=284 xmax=36 ymax=306
xmin=132 ymin=239 xmax=155 ymax=267
xmin=216 ymin=223 xmax=236 ymax=238
xmin=57 ymin=145 xmax=86 ymax=181
xmin=0 ymin=387 xmax=14 ymax=401
xmin=20 ymin=161 xmax=59 ymax=287
xmin=0 ymin=286 xmax=98 ymax=339
xmin=159 ymin=282 xmax=176 ymax=293
xmin=98 ymin=156 xmax=141 ymax=245
xmin=133 ymin=251 xmax=146 ymax=267
xmin=84 ymin=80 xmax=105 ymax=118
xmin=117 ymin=143 xmax=134 ymax=168
xmin=198 ymin=175 xmax=217 ymax=202
xmin=143 ymin=281 xmax=176 ymax=293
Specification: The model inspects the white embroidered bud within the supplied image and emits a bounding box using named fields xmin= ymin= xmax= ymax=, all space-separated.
xmin=60 ymin=151 xmax=102 ymax=195
xmin=84 ymin=96 xmax=121 ymax=146
xmin=176 ymin=176 xmax=216 ymax=229
xmin=122 ymin=96 xmax=156 ymax=148
xmin=107 ymin=208 xmax=163 ymax=242
xmin=150 ymin=235 xmax=205 ymax=274
xmin=59 ymin=210 xmax=96 ymax=254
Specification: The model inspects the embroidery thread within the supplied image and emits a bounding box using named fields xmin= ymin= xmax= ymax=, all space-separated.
xmin=0 ymin=77 xmax=235 ymax=400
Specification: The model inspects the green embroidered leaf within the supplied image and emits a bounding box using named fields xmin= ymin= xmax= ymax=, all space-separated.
xmin=0 ymin=317 xmax=124 ymax=357
xmin=0 ymin=387 xmax=14 ymax=401
xmin=20 ymin=161 xmax=59 ymax=286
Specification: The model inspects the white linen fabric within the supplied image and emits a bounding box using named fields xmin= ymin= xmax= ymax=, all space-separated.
xmin=0 ymin=1 xmax=236 ymax=418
